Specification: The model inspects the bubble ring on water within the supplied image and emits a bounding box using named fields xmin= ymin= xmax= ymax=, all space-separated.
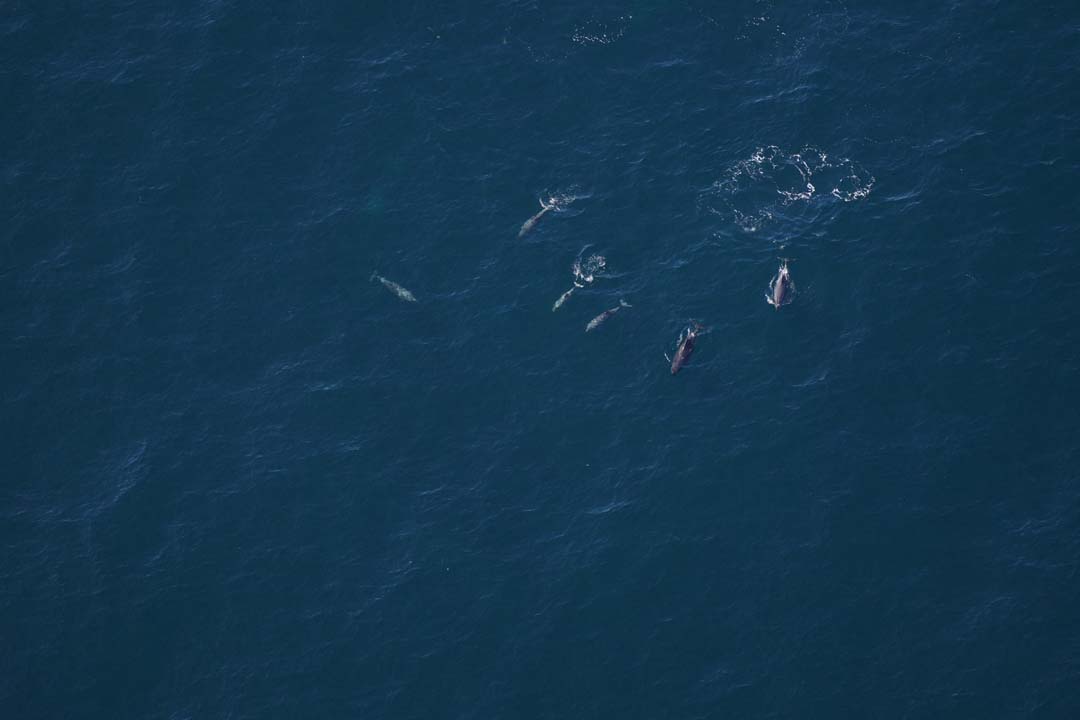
xmin=702 ymin=144 xmax=874 ymax=231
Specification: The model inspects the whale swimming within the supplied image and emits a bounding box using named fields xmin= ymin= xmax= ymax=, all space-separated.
xmin=371 ymin=272 xmax=418 ymax=303
xmin=585 ymin=300 xmax=631 ymax=332
xmin=766 ymin=259 xmax=794 ymax=310
xmin=667 ymin=322 xmax=703 ymax=375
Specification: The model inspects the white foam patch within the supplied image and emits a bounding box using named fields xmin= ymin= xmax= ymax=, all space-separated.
xmin=571 ymin=15 xmax=633 ymax=46
xmin=545 ymin=190 xmax=582 ymax=210
xmin=702 ymin=145 xmax=874 ymax=232
xmin=573 ymin=254 xmax=606 ymax=283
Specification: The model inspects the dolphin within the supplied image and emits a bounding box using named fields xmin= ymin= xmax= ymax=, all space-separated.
xmin=371 ymin=272 xmax=418 ymax=303
xmin=553 ymin=250 xmax=605 ymax=311
xmin=766 ymin=258 xmax=794 ymax=310
xmin=585 ymin=300 xmax=631 ymax=332
xmin=552 ymin=281 xmax=583 ymax=311
xmin=518 ymin=197 xmax=557 ymax=237
xmin=667 ymin=322 xmax=703 ymax=375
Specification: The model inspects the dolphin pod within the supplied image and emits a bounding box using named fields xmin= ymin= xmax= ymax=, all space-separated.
xmin=372 ymin=198 xmax=802 ymax=378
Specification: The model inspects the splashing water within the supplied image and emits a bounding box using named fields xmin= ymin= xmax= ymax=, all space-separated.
xmin=571 ymin=16 xmax=633 ymax=46
xmin=702 ymin=145 xmax=874 ymax=232
xmin=573 ymin=254 xmax=606 ymax=283
xmin=544 ymin=191 xmax=582 ymax=210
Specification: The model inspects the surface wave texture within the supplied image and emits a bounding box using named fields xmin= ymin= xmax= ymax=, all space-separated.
xmin=4 ymin=1 xmax=1080 ymax=718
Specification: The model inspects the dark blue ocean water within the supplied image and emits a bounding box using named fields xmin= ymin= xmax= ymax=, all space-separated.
xmin=4 ymin=2 xmax=1080 ymax=717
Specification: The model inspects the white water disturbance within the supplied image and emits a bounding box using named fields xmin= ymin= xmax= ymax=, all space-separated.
xmin=702 ymin=145 xmax=874 ymax=233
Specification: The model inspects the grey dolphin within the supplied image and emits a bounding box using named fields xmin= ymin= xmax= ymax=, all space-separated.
xmin=552 ymin=281 xmax=583 ymax=311
xmin=371 ymin=271 xmax=418 ymax=303
xmin=585 ymin=300 xmax=631 ymax=332
xmin=766 ymin=258 xmax=794 ymax=310
xmin=667 ymin=322 xmax=703 ymax=375
xmin=518 ymin=197 xmax=557 ymax=237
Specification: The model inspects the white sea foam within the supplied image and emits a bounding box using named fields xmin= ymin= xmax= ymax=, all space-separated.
xmin=571 ymin=15 xmax=633 ymax=47
xmin=703 ymin=145 xmax=874 ymax=232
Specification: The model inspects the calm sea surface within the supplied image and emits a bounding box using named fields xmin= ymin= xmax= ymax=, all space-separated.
xmin=4 ymin=2 xmax=1080 ymax=718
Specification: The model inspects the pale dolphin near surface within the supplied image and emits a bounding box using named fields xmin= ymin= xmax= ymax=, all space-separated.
xmin=552 ymin=252 xmax=606 ymax=311
xmin=552 ymin=281 xmax=583 ymax=311
xmin=371 ymin=271 xmax=418 ymax=303
xmin=518 ymin=197 xmax=558 ymax=237
xmin=585 ymin=300 xmax=631 ymax=332
xmin=765 ymin=258 xmax=794 ymax=310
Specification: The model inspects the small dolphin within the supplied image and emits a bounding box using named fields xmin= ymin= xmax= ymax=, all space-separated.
xmin=667 ymin=322 xmax=703 ymax=375
xmin=552 ymin=281 xmax=583 ymax=311
xmin=765 ymin=258 xmax=794 ymax=310
xmin=518 ymin=197 xmax=557 ymax=237
xmin=585 ymin=300 xmax=631 ymax=332
xmin=371 ymin=271 xmax=418 ymax=303
xmin=552 ymin=251 xmax=605 ymax=311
